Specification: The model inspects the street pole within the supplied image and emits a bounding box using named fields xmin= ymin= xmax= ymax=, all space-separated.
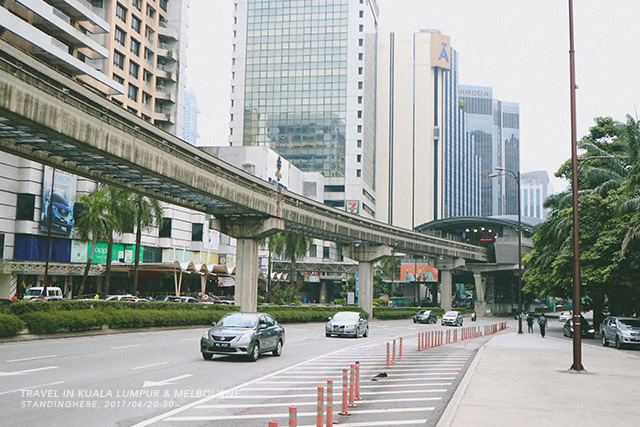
xmin=490 ymin=167 xmax=523 ymax=334
xmin=568 ymin=0 xmax=584 ymax=371
xmin=516 ymin=171 xmax=523 ymax=334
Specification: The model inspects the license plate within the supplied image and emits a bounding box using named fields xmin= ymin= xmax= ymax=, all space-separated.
xmin=214 ymin=343 xmax=229 ymax=348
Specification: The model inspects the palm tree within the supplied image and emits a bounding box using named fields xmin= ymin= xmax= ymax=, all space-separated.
xmin=103 ymin=186 xmax=133 ymax=295
xmin=269 ymin=231 xmax=311 ymax=288
xmin=129 ymin=194 xmax=163 ymax=294
xmin=75 ymin=186 xmax=113 ymax=295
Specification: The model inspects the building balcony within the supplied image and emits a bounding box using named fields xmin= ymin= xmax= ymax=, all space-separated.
xmin=155 ymin=89 xmax=176 ymax=103
xmin=156 ymin=46 xmax=177 ymax=61
xmin=153 ymin=107 xmax=175 ymax=124
xmin=155 ymin=66 xmax=176 ymax=82
xmin=158 ymin=22 xmax=179 ymax=41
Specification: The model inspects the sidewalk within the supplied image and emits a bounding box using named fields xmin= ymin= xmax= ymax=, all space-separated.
xmin=439 ymin=322 xmax=640 ymax=427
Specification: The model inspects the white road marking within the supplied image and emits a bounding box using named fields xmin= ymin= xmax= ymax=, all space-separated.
xmin=177 ymin=338 xmax=200 ymax=342
xmin=298 ymin=420 xmax=428 ymax=426
xmin=143 ymin=374 xmax=192 ymax=388
xmin=244 ymin=383 xmax=451 ymax=391
xmin=195 ymin=397 xmax=440 ymax=409
xmin=0 ymin=381 xmax=65 ymax=396
xmin=165 ymin=407 xmax=433 ymax=421
xmin=6 ymin=355 xmax=57 ymax=363
xmin=233 ymin=389 xmax=447 ymax=399
xmin=0 ymin=366 xmax=58 ymax=376
xmin=110 ymin=344 xmax=142 ymax=350
xmin=260 ymin=377 xmax=456 ymax=384
xmin=131 ymin=362 xmax=169 ymax=370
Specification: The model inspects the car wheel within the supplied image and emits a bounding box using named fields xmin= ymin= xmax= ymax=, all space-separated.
xmin=354 ymin=327 xmax=360 ymax=338
xmin=413 ymin=318 xmax=417 ymax=323
xmin=248 ymin=342 xmax=260 ymax=362
xmin=325 ymin=332 xmax=331 ymax=337
xmin=363 ymin=327 xmax=368 ymax=337
xmin=602 ymin=334 xmax=608 ymax=347
xmin=615 ymin=335 xmax=624 ymax=350
xmin=272 ymin=339 xmax=283 ymax=357
xmin=202 ymin=352 xmax=213 ymax=360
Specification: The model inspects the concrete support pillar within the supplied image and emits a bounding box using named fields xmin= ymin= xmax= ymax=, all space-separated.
xmin=235 ymin=238 xmax=260 ymax=312
xmin=212 ymin=217 xmax=284 ymax=313
xmin=474 ymin=272 xmax=487 ymax=317
xmin=319 ymin=282 xmax=327 ymax=303
xmin=357 ymin=261 xmax=375 ymax=318
xmin=344 ymin=244 xmax=392 ymax=318
xmin=440 ymin=269 xmax=453 ymax=311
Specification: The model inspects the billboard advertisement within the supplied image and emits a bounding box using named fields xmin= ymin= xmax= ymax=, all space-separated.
xmin=40 ymin=166 xmax=77 ymax=235
xmin=400 ymin=265 xmax=439 ymax=282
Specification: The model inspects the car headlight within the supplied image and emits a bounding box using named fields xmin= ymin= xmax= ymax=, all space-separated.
xmin=237 ymin=331 xmax=254 ymax=343
xmin=202 ymin=331 xmax=210 ymax=340
xmin=621 ymin=330 xmax=632 ymax=337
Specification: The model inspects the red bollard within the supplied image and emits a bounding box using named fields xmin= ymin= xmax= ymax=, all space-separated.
xmin=392 ymin=339 xmax=396 ymax=363
xmin=399 ymin=337 xmax=403 ymax=359
xmin=339 ymin=369 xmax=350 ymax=416
xmin=289 ymin=405 xmax=297 ymax=427
xmin=269 ymin=421 xmax=278 ymax=427
xmin=355 ymin=362 xmax=361 ymax=400
xmin=386 ymin=342 xmax=390 ymax=368
xmin=418 ymin=332 xmax=422 ymax=351
xmin=348 ymin=364 xmax=356 ymax=407
xmin=326 ymin=380 xmax=335 ymax=426
xmin=317 ymin=386 xmax=324 ymax=427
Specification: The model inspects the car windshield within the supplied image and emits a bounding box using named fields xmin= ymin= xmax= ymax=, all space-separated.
xmin=619 ymin=319 xmax=640 ymax=328
xmin=332 ymin=312 xmax=359 ymax=322
xmin=25 ymin=289 xmax=42 ymax=296
xmin=444 ymin=311 xmax=457 ymax=317
xmin=217 ymin=314 xmax=258 ymax=328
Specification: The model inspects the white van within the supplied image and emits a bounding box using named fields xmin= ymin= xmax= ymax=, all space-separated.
xmin=23 ymin=287 xmax=63 ymax=301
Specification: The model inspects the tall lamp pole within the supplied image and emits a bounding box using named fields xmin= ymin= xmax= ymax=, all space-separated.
xmin=490 ymin=167 xmax=523 ymax=334
xmin=568 ymin=0 xmax=584 ymax=372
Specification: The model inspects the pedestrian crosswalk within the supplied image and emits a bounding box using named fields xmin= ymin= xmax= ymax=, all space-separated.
xmin=151 ymin=338 xmax=479 ymax=426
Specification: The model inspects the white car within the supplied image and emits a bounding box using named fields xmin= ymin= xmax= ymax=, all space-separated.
xmin=23 ymin=286 xmax=63 ymax=301
xmin=105 ymin=295 xmax=140 ymax=302
xmin=559 ymin=312 xmax=572 ymax=322
xmin=441 ymin=311 xmax=463 ymax=326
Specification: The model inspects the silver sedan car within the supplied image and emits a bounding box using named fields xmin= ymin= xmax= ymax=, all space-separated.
xmin=600 ymin=316 xmax=640 ymax=349
xmin=325 ymin=311 xmax=369 ymax=338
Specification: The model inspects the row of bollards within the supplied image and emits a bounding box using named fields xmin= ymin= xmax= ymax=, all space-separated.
xmin=269 ymin=362 xmax=361 ymax=426
xmin=418 ymin=322 xmax=508 ymax=351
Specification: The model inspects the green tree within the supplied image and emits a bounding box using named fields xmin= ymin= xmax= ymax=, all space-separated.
xmin=75 ymin=186 xmax=113 ymax=295
xmin=129 ymin=194 xmax=163 ymax=294
xmin=103 ymin=186 xmax=133 ymax=295
xmin=269 ymin=231 xmax=312 ymax=288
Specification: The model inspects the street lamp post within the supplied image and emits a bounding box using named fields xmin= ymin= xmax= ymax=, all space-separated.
xmin=490 ymin=167 xmax=523 ymax=334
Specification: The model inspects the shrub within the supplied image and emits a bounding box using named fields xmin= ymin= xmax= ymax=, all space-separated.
xmin=21 ymin=310 xmax=108 ymax=334
xmin=0 ymin=313 xmax=24 ymax=337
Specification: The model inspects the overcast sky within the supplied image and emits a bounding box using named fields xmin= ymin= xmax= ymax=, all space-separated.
xmin=186 ymin=1 xmax=640 ymax=193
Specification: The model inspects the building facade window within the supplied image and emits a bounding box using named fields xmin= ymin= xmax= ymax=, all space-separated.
xmin=129 ymin=61 xmax=139 ymax=79
xmin=159 ymin=218 xmax=172 ymax=238
xmin=113 ymin=50 xmax=124 ymax=69
xmin=116 ymin=2 xmax=127 ymax=22
xmin=114 ymin=26 xmax=126 ymax=46
xmin=191 ymin=223 xmax=203 ymax=242
xmin=132 ymin=16 xmax=141 ymax=33
xmin=16 ymin=194 xmax=35 ymax=220
xmin=130 ymin=38 xmax=141 ymax=56
xmin=128 ymin=83 xmax=138 ymax=101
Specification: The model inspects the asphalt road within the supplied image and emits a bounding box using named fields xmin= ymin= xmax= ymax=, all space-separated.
xmin=0 ymin=317 xmax=497 ymax=426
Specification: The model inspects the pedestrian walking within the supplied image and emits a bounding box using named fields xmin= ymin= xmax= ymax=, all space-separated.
xmin=538 ymin=314 xmax=548 ymax=337
xmin=527 ymin=313 xmax=534 ymax=333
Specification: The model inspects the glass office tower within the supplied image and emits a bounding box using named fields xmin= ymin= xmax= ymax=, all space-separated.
xmin=230 ymin=0 xmax=379 ymax=217
xmin=459 ymin=85 xmax=520 ymax=216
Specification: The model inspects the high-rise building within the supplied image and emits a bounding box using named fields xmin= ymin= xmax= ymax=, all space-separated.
xmin=521 ymin=170 xmax=550 ymax=220
xmin=229 ymin=0 xmax=379 ymax=218
xmin=375 ymin=30 xmax=456 ymax=229
xmin=443 ymin=49 xmax=481 ymax=219
xmin=459 ymin=85 xmax=520 ymax=216
xmin=183 ymin=89 xmax=200 ymax=145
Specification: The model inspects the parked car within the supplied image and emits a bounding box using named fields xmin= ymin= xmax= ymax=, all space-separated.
xmin=441 ymin=311 xmax=463 ymax=327
xmin=563 ymin=317 xmax=595 ymax=338
xmin=175 ymin=296 xmax=198 ymax=303
xmin=325 ymin=311 xmax=369 ymax=338
xmin=104 ymin=295 xmax=139 ymax=302
xmin=600 ymin=316 xmax=640 ymax=349
xmin=23 ymin=287 xmax=63 ymax=301
xmin=559 ymin=312 xmax=572 ymax=322
xmin=413 ymin=309 xmax=437 ymax=324
xmin=200 ymin=312 xmax=285 ymax=362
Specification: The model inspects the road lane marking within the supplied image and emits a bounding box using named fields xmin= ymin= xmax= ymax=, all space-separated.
xmin=259 ymin=378 xmax=456 ymax=384
xmin=0 ymin=366 xmax=59 ymax=376
xmin=195 ymin=397 xmax=440 ymax=409
xmin=177 ymin=338 xmax=200 ymax=342
xmin=298 ymin=420 xmax=428 ymax=427
xmin=131 ymin=362 xmax=168 ymax=370
xmin=165 ymin=407 xmax=434 ymax=422
xmin=143 ymin=374 xmax=192 ymax=388
xmin=133 ymin=338 xmax=387 ymax=426
xmin=110 ymin=344 xmax=142 ymax=350
xmin=6 ymin=355 xmax=57 ymax=363
xmin=233 ymin=390 xmax=447 ymax=398
xmin=244 ymin=383 xmax=451 ymax=391
xmin=0 ymin=381 xmax=65 ymax=396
